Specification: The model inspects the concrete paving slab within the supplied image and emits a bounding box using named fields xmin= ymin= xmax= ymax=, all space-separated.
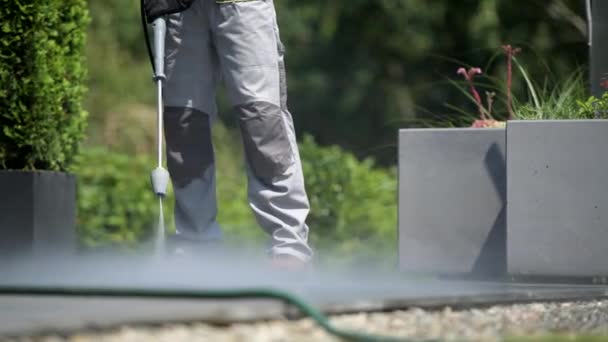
xmin=1 ymin=243 xmax=606 ymax=338
xmin=1 ymin=280 xmax=607 ymax=338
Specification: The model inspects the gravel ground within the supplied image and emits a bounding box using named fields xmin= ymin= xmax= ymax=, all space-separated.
xmin=4 ymin=300 xmax=608 ymax=342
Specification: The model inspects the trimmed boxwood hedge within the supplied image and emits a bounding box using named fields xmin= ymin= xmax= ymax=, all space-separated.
xmin=0 ymin=1 xmax=90 ymax=171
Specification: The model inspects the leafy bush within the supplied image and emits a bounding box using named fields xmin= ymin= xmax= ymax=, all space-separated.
xmin=73 ymin=135 xmax=398 ymax=266
xmin=72 ymin=123 xmax=256 ymax=251
xmin=577 ymin=91 xmax=608 ymax=119
xmin=72 ymin=148 xmax=173 ymax=249
xmin=299 ymin=135 xmax=398 ymax=266
xmin=0 ymin=1 xmax=90 ymax=171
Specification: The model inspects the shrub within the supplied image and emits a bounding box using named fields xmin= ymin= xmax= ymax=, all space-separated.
xmin=577 ymin=90 xmax=608 ymax=119
xmin=73 ymin=135 xmax=398 ymax=266
xmin=72 ymin=147 xmax=173 ymax=249
xmin=71 ymin=123 xmax=256 ymax=251
xmin=0 ymin=1 xmax=90 ymax=171
xmin=299 ymin=135 xmax=398 ymax=266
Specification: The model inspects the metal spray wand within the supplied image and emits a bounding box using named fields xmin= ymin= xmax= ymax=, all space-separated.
xmin=149 ymin=17 xmax=170 ymax=255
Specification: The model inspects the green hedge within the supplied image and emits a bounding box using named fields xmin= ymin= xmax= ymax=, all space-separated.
xmin=72 ymin=148 xmax=173 ymax=249
xmin=299 ymin=135 xmax=398 ymax=264
xmin=0 ymin=1 xmax=89 ymax=171
xmin=74 ymin=136 xmax=397 ymax=263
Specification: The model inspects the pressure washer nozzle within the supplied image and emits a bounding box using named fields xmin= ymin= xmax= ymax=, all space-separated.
xmin=151 ymin=167 xmax=170 ymax=197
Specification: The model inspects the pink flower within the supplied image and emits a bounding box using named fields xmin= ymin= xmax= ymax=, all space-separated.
xmin=457 ymin=67 xmax=485 ymax=119
xmin=457 ymin=67 xmax=483 ymax=82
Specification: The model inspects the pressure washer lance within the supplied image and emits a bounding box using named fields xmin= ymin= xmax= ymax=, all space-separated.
xmin=149 ymin=17 xmax=170 ymax=256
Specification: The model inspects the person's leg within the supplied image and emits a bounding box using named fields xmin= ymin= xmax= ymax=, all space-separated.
xmin=163 ymin=1 xmax=222 ymax=246
xmin=211 ymin=0 xmax=313 ymax=261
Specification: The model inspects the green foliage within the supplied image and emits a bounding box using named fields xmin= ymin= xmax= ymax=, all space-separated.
xmin=0 ymin=0 xmax=90 ymax=171
xmin=577 ymin=91 xmax=608 ymax=119
xmin=84 ymin=0 xmax=154 ymax=143
xmin=84 ymin=0 xmax=589 ymax=165
xmin=72 ymin=135 xmax=398 ymax=266
xmin=447 ymin=51 xmax=604 ymax=123
xmin=514 ymin=69 xmax=587 ymax=120
xmin=299 ymin=135 xmax=398 ymax=266
xmin=273 ymin=0 xmax=587 ymax=164
xmin=79 ymin=0 xmax=588 ymax=264
xmin=72 ymin=123 xmax=257 ymax=251
xmin=72 ymin=147 xmax=174 ymax=249
xmin=513 ymin=64 xmax=608 ymax=120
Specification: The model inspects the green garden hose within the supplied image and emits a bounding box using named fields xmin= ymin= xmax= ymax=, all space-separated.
xmin=0 ymin=285 xmax=437 ymax=342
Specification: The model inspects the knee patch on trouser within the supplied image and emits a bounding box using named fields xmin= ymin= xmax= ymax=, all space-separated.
xmin=236 ymin=101 xmax=294 ymax=182
xmin=164 ymin=107 xmax=214 ymax=188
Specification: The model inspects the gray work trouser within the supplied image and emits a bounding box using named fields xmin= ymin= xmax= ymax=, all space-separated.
xmin=162 ymin=0 xmax=313 ymax=261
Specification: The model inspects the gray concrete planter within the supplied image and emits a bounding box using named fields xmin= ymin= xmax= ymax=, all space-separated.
xmin=398 ymin=128 xmax=506 ymax=277
xmin=507 ymin=120 xmax=608 ymax=278
xmin=0 ymin=170 xmax=76 ymax=259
